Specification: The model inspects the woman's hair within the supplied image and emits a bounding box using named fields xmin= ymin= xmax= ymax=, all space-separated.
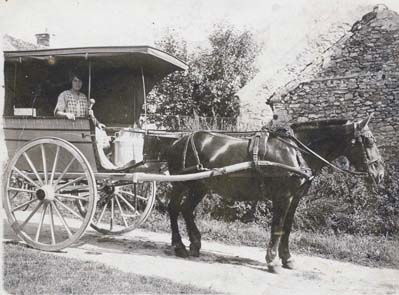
xmin=69 ymin=72 xmax=85 ymax=83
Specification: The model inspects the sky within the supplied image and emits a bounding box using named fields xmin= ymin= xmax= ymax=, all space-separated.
xmin=2 ymin=0 xmax=399 ymax=48
xmin=1 ymin=0 xmax=399 ymax=98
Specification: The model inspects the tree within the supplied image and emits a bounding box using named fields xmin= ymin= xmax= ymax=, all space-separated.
xmin=147 ymin=33 xmax=193 ymax=114
xmin=192 ymin=24 xmax=260 ymax=118
xmin=147 ymin=24 xmax=260 ymax=128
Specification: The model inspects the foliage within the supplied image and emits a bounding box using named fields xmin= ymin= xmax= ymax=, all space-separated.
xmin=190 ymin=24 xmax=259 ymax=118
xmin=295 ymin=162 xmax=399 ymax=236
xmin=147 ymin=24 xmax=260 ymax=128
xmin=147 ymin=34 xmax=194 ymax=121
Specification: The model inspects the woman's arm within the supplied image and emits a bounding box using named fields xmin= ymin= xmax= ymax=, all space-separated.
xmin=55 ymin=110 xmax=76 ymax=120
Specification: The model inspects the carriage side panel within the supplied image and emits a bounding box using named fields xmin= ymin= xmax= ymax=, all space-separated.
xmin=3 ymin=117 xmax=98 ymax=172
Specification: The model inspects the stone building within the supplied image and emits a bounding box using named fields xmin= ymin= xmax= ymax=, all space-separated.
xmin=268 ymin=5 xmax=399 ymax=160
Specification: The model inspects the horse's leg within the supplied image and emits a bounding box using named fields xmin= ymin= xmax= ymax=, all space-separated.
xmin=279 ymin=181 xmax=311 ymax=269
xmin=278 ymin=194 xmax=301 ymax=269
xmin=167 ymin=184 xmax=188 ymax=258
xmin=266 ymin=194 xmax=292 ymax=272
xmin=181 ymin=184 xmax=206 ymax=257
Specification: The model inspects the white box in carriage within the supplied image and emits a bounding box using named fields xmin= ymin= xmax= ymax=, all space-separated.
xmin=14 ymin=107 xmax=36 ymax=116
xmin=113 ymin=128 xmax=144 ymax=166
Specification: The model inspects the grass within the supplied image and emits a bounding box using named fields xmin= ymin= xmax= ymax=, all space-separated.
xmin=142 ymin=210 xmax=399 ymax=269
xmin=3 ymin=242 xmax=216 ymax=295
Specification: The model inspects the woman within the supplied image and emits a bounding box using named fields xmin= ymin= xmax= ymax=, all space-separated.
xmin=54 ymin=74 xmax=105 ymax=128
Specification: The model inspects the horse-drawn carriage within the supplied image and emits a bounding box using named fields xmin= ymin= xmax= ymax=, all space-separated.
xmin=3 ymin=46 xmax=189 ymax=250
xmin=3 ymin=45 xmax=384 ymax=270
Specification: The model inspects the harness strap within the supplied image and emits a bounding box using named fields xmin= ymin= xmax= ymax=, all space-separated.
xmin=190 ymin=133 xmax=203 ymax=169
xmin=275 ymin=136 xmax=311 ymax=156
xmin=252 ymin=133 xmax=260 ymax=163
xmin=250 ymin=131 xmax=269 ymax=166
xmin=182 ymin=134 xmax=190 ymax=169
xmin=182 ymin=132 xmax=204 ymax=171
xmin=251 ymin=132 xmax=270 ymax=195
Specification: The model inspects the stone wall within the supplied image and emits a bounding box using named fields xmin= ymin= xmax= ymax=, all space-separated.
xmin=274 ymin=7 xmax=399 ymax=159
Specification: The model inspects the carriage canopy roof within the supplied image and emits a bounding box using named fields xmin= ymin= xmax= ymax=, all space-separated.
xmin=3 ymin=46 xmax=188 ymax=125
xmin=4 ymin=46 xmax=188 ymax=73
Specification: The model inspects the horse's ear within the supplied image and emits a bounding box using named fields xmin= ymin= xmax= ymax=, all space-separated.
xmin=357 ymin=113 xmax=373 ymax=130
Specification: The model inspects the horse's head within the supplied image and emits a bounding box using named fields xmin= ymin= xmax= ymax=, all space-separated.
xmin=345 ymin=115 xmax=384 ymax=185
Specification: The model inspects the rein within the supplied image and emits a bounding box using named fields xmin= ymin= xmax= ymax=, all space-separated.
xmin=287 ymin=135 xmax=368 ymax=177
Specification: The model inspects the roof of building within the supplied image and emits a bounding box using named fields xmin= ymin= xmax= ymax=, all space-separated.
xmin=267 ymin=5 xmax=398 ymax=102
xmin=2 ymin=34 xmax=44 ymax=51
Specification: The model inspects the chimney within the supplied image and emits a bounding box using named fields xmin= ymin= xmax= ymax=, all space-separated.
xmin=35 ymin=33 xmax=50 ymax=47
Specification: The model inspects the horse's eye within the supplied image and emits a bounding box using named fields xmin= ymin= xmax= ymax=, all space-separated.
xmin=364 ymin=137 xmax=374 ymax=147
xmin=366 ymin=139 xmax=374 ymax=147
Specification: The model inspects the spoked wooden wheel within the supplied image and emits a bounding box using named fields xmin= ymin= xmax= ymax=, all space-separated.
xmin=3 ymin=137 xmax=97 ymax=251
xmin=86 ymin=181 xmax=156 ymax=235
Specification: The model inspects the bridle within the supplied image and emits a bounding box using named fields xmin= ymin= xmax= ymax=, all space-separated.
xmin=285 ymin=123 xmax=382 ymax=179
xmin=353 ymin=123 xmax=383 ymax=183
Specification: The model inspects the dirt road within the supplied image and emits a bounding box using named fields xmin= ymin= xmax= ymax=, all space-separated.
xmin=3 ymin=218 xmax=399 ymax=295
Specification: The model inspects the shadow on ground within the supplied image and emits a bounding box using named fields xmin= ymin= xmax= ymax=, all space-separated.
xmin=4 ymin=218 xmax=268 ymax=273
xmin=82 ymin=232 xmax=269 ymax=271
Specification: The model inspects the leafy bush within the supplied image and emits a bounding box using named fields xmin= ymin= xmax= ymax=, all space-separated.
xmin=295 ymin=161 xmax=399 ymax=236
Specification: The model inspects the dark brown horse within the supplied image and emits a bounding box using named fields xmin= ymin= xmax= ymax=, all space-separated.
xmin=165 ymin=117 xmax=384 ymax=272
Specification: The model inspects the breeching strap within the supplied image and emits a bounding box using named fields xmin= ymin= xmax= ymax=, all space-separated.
xmin=182 ymin=132 xmax=204 ymax=172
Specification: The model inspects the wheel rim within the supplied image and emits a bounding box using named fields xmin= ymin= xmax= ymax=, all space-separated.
xmin=87 ymin=181 xmax=156 ymax=235
xmin=3 ymin=137 xmax=97 ymax=251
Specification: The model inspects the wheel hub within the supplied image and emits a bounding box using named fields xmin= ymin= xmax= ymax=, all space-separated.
xmin=104 ymin=184 xmax=115 ymax=194
xmin=36 ymin=185 xmax=55 ymax=202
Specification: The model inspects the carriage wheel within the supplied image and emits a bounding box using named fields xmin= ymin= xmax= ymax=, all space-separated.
xmin=86 ymin=181 xmax=156 ymax=235
xmin=3 ymin=137 xmax=97 ymax=251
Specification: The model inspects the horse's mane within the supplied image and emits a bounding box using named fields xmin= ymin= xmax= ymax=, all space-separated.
xmin=290 ymin=119 xmax=354 ymax=144
xmin=291 ymin=119 xmax=350 ymax=131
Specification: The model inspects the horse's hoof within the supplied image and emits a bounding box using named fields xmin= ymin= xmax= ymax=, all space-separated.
xmin=189 ymin=250 xmax=200 ymax=257
xmin=189 ymin=247 xmax=200 ymax=257
xmin=190 ymin=244 xmax=201 ymax=257
xmin=267 ymin=264 xmax=281 ymax=274
xmin=282 ymin=260 xmax=295 ymax=270
xmin=174 ymin=247 xmax=189 ymax=258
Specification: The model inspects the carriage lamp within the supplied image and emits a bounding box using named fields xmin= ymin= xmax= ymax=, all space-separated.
xmin=48 ymin=55 xmax=56 ymax=65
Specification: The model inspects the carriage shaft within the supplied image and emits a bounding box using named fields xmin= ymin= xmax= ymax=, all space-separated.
xmin=132 ymin=161 xmax=311 ymax=183
xmin=23 ymin=161 xmax=311 ymax=184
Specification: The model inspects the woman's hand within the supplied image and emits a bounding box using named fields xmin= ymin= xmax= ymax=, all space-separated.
xmin=55 ymin=110 xmax=75 ymax=120
xmin=65 ymin=113 xmax=76 ymax=120
xmin=97 ymin=122 xmax=106 ymax=129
